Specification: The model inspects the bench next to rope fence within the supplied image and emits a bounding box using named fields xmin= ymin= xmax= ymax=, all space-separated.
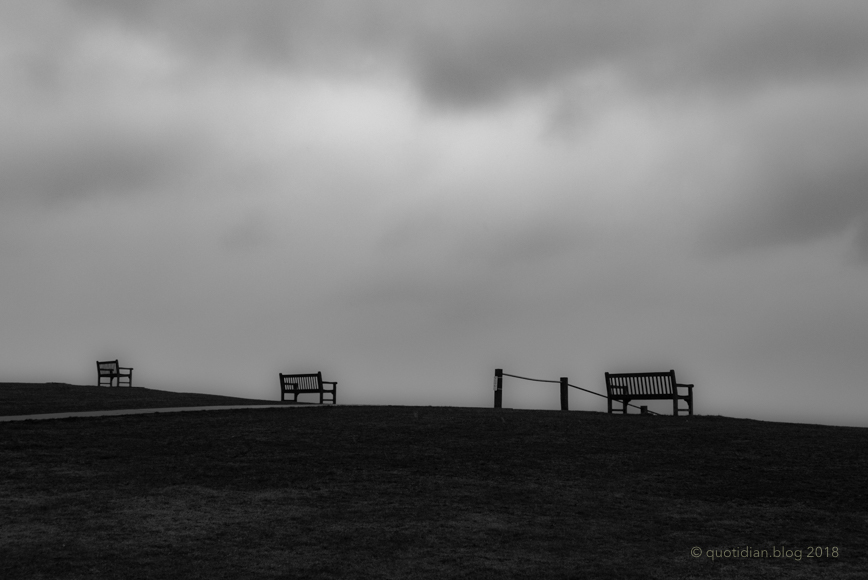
xmin=604 ymin=370 xmax=693 ymax=416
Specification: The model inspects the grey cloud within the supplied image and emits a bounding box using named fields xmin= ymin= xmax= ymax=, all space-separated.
xmin=360 ymin=213 xmax=588 ymax=321
xmin=0 ymin=127 xmax=201 ymax=205
xmin=376 ymin=209 xmax=450 ymax=254
xmin=486 ymin=224 xmax=582 ymax=268
xmin=748 ymin=160 xmax=868 ymax=248
xmin=11 ymin=0 xmax=868 ymax=253
xmin=67 ymin=0 xmax=377 ymax=71
xmin=703 ymin=100 xmax=868 ymax=256
xmin=709 ymin=164 xmax=868 ymax=256
xmin=408 ymin=4 xmax=868 ymax=110
xmin=377 ymin=206 xmax=585 ymax=272
xmin=219 ymin=213 xmax=273 ymax=252
xmin=853 ymin=216 xmax=868 ymax=263
xmin=69 ymin=1 xmax=868 ymax=106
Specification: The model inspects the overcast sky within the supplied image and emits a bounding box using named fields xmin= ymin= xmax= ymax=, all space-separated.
xmin=2 ymin=1 xmax=867 ymax=426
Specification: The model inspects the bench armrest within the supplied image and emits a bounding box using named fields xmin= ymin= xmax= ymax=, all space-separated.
xmin=675 ymin=383 xmax=694 ymax=394
xmin=322 ymin=381 xmax=337 ymax=386
xmin=119 ymin=367 xmax=133 ymax=371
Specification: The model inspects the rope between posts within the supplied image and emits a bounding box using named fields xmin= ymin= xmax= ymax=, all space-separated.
xmin=566 ymin=382 xmax=608 ymax=399
xmin=497 ymin=372 xmax=660 ymax=415
xmin=500 ymin=372 xmax=561 ymax=384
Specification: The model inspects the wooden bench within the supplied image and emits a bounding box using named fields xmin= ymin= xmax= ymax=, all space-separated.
xmin=604 ymin=370 xmax=693 ymax=416
xmin=96 ymin=360 xmax=133 ymax=387
xmin=279 ymin=372 xmax=337 ymax=404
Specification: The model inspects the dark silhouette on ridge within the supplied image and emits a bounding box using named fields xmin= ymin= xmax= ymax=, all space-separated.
xmin=279 ymin=372 xmax=337 ymax=404
xmin=96 ymin=360 xmax=133 ymax=387
xmin=605 ymin=370 xmax=693 ymax=416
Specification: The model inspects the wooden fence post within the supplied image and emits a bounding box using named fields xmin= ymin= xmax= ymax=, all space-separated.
xmin=494 ymin=369 xmax=503 ymax=408
xmin=560 ymin=377 xmax=568 ymax=411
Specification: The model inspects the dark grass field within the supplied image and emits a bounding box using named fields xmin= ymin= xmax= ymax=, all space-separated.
xmin=1 ymin=385 xmax=866 ymax=579
xmin=0 ymin=383 xmax=283 ymax=416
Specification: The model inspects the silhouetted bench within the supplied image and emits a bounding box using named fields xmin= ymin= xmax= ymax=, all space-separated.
xmin=97 ymin=360 xmax=133 ymax=387
xmin=279 ymin=372 xmax=337 ymax=404
xmin=605 ymin=370 xmax=693 ymax=416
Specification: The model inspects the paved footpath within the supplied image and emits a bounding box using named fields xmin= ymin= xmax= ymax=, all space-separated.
xmin=0 ymin=404 xmax=325 ymax=422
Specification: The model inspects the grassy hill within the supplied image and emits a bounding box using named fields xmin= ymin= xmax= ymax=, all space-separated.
xmin=1 ymin=384 xmax=865 ymax=579
xmin=0 ymin=383 xmax=281 ymax=416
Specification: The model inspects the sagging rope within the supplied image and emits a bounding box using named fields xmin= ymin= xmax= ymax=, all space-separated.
xmin=567 ymin=381 xmax=661 ymax=414
xmin=568 ymin=382 xmax=660 ymax=415
xmin=568 ymin=381 xmax=657 ymax=414
xmin=497 ymin=370 xmax=659 ymax=415
xmin=566 ymin=382 xmax=607 ymax=399
xmin=501 ymin=372 xmax=561 ymax=384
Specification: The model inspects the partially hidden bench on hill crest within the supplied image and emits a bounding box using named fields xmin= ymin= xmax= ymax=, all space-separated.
xmin=279 ymin=372 xmax=337 ymax=404
xmin=604 ymin=370 xmax=693 ymax=416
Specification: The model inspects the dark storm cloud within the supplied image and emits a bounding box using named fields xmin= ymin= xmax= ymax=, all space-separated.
xmin=70 ymin=0 xmax=868 ymax=103
xmin=60 ymin=0 xmax=868 ymax=257
xmin=8 ymin=0 xmax=868 ymax=253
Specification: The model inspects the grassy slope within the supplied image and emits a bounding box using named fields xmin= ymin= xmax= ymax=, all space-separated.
xmin=1 ymin=387 xmax=866 ymax=579
xmin=0 ymin=383 xmax=281 ymax=416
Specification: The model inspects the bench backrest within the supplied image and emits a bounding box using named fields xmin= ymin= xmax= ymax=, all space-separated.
xmin=97 ymin=360 xmax=120 ymax=376
xmin=605 ymin=370 xmax=677 ymax=396
xmin=280 ymin=372 xmax=323 ymax=392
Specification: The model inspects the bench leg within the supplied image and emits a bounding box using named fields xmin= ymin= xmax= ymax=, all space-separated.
xmin=673 ymin=395 xmax=693 ymax=416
